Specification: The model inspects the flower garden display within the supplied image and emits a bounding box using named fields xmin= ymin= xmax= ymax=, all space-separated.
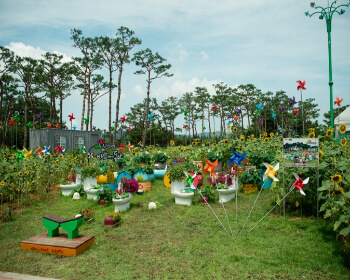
xmin=133 ymin=153 xmax=151 ymax=167
xmin=80 ymin=163 xmax=103 ymax=191
xmin=60 ymin=182 xmax=78 ymax=196
xmin=205 ymin=152 xmax=224 ymax=171
xmin=134 ymin=171 xmax=152 ymax=192
xmin=86 ymin=184 xmax=103 ymax=200
xmin=152 ymin=152 xmax=168 ymax=168
xmin=240 ymin=168 xmax=262 ymax=194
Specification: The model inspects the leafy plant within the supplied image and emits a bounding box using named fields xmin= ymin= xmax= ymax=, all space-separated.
xmin=108 ymin=211 xmax=122 ymax=224
xmin=152 ymin=152 xmax=168 ymax=163
xmin=80 ymin=162 xmax=103 ymax=178
xmin=99 ymin=186 xmax=113 ymax=202
xmin=240 ymin=168 xmax=262 ymax=185
xmin=133 ymin=153 xmax=151 ymax=164
xmin=79 ymin=207 xmax=95 ymax=222
xmin=205 ymin=152 xmax=224 ymax=162
xmin=200 ymin=185 xmax=215 ymax=201
xmin=72 ymin=183 xmax=85 ymax=197
xmin=168 ymin=162 xmax=192 ymax=181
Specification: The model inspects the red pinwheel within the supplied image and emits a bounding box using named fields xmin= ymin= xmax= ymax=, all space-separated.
xmin=46 ymin=123 xmax=52 ymax=129
xmin=54 ymin=123 xmax=60 ymax=129
xmin=120 ymin=115 xmax=127 ymax=123
xmin=9 ymin=117 xmax=15 ymax=126
xmin=97 ymin=139 xmax=105 ymax=146
xmin=334 ymin=97 xmax=343 ymax=107
xmin=296 ymin=80 xmax=306 ymax=91
xmin=68 ymin=113 xmax=75 ymax=121
xmin=234 ymin=115 xmax=239 ymax=121
xmin=54 ymin=144 xmax=64 ymax=154
xmin=293 ymin=108 xmax=299 ymax=116
xmin=0 ymin=120 xmax=2 ymax=127
xmin=118 ymin=144 xmax=125 ymax=151
xmin=292 ymin=173 xmax=309 ymax=196
xmin=212 ymin=104 xmax=217 ymax=112
xmin=183 ymin=124 xmax=187 ymax=129
xmin=127 ymin=126 xmax=131 ymax=130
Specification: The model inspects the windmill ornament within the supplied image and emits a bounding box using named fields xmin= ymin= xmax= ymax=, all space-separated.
xmin=296 ymin=80 xmax=306 ymax=135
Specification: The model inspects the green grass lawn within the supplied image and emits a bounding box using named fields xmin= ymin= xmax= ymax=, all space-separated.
xmin=0 ymin=179 xmax=349 ymax=280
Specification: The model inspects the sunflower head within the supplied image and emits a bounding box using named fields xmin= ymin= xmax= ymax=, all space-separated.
xmin=339 ymin=124 xmax=347 ymax=134
xmin=227 ymin=125 xmax=232 ymax=129
xmin=270 ymin=132 xmax=274 ymax=138
xmin=264 ymin=132 xmax=267 ymax=137
xmin=311 ymin=128 xmax=315 ymax=133
xmin=170 ymin=140 xmax=175 ymax=146
xmin=331 ymin=174 xmax=342 ymax=184
xmin=240 ymin=135 xmax=245 ymax=141
xmin=259 ymin=134 xmax=264 ymax=139
xmin=309 ymin=132 xmax=315 ymax=138
xmin=326 ymin=129 xmax=333 ymax=138
xmin=224 ymin=139 xmax=229 ymax=144
xmin=264 ymin=137 xmax=269 ymax=143
xmin=340 ymin=138 xmax=347 ymax=147
xmin=319 ymin=150 xmax=324 ymax=159
xmin=212 ymin=131 xmax=216 ymax=135
xmin=233 ymin=127 xmax=238 ymax=133
xmin=251 ymin=134 xmax=255 ymax=139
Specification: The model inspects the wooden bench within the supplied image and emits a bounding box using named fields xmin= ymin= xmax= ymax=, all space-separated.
xmin=42 ymin=214 xmax=83 ymax=239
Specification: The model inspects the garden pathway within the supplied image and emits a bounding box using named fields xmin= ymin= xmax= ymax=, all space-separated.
xmin=0 ymin=272 xmax=60 ymax=280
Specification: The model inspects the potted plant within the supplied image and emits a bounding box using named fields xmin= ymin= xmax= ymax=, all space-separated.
xmin=80 ymin=162 xmax=104 ymax=191
xmin=133 ymin=153 xmax=151 ymax=167
xmin=104 ymin=211 xmax=122 ymax=227
xmin=152 ymin=152 xmax=168 ymax=168
xmin=86 ymin=184 xmax=103 ymax=200
xmin=205 ymin=152 xmax=225 ymax=171
xmin=208 ymin=169 xmax=237 ymax=203
xmin=200 ymin=185 xmax=215 ymax=204
xmin=112 ymin=177 xmax=139 ymax=212
xmin=240 ymin=168 xmax=262 ymax=194
xmin=98 ymin=186 xmax=113 ymax=205
xmin=116 ymin=156 xmax=130 ymax=170
xmin=135 ymin=174 xmax=152 ymax=192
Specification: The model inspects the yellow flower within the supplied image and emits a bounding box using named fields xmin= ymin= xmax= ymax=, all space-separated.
xmin=59 ymin=154 xmax=63 ymax=158
xmin=311 ymin=128 xmax=315 ymax=133
xmin=276 ymin=132 xmax=279 ymax=136
xmin=55 ymin=159 xmax=59 ymax=164
xmin=227 ymin=125 xmax=232 ymax=129
xmin=3 ymin=158 xmax=7 ymax=162
xmin=264 ymin=132 xmax=267 ymax=137
xmin=41 ymin=155 xmax=45 ymax=159
xmin=270 ymin=132 xmax=274 ymax=138
xmin=191 ymin=142 xmax=196 ymax=146
xmin=260 ymin=134 xmax=264 ymax=139
xmin=131 ymin=149 xmax=135 ymax=154
xmin=10 ymin=183 xmax=14 ymax=188
xmin=326 ymin=129 xmax=333 ymax=138
xmin=309 ymin=132 xmax=315 ymax=138
xmin=264 ymin=137 xmax=269 ymax=143
xmin=340 ymin=138 xmax=347 ymax=147
xmin=224 ymin=139 xmax=229 ymax=144
xmin=319 ymin=150 xmax=323 ymax=159
xmin=19 ymin=172 xmax=23 ymax=176
xmin=0 ymin=181 xmax=5 ymax=186
xmin=170 ymin=140 xmax=175 ymax=146
xmin=339 ymin=124 xmax=347 ymax=134
xmin=246 ymin=138 xmax=250 ymax=142
xmin=138 ymin=141 xmax=142 ymax=145
xmin=251 ymin=134 xmax=255 ymax=139
xmin=239 ymin=146 xmax=243 ymax=152
xmin=195 ymin=138 xmax=200 ymax=142
xmin=331 ymin=174 xmax=342 ymax=184
xmin=233 ymin=127 xmax=238 ymax=133
xmin=212 ymin=131 xmax=216 ymax=135
xmin=240 ymin=135 xmax=245 ymax=141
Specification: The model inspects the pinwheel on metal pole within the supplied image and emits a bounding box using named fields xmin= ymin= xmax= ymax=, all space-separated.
xmin=13 ymin=113 xmax=20 ymax=147
xmin=334 ymin=97 xmax=343 ymax=131
xmin=240 ymin=162 xmax=279 ymax=235
xmin=296 ymin=80 xmax=306 ymax=135
xmin=249 ymin=173 xmax=309 ymax=233
xmin=279 ymin=105 xmax=286 ymax=137
xmin=148 ymin=113 xmax=153 ymax=146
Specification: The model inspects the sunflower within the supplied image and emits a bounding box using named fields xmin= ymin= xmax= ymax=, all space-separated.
xmin=251 ymin=134 xmax=255 ymax=139
xmin=191 ymin=142 xmax=196 ymax=146
xmin=3 ymin=158 xmax=7 ymax=162
xmin=326 ymin=129 xmax=333 ymax=138
xmin=55 ymin=159 xmax=59 ymax=164
xmin=19 ymin=171 xmax=23 ymax=176
xmin=131 ymin=149 xmax=135 ymax=154
xmin=309 ymin=132 xmax=315 ymax=138
xmin=0 ymin=181 xmax=5 ymax=186
xmin=340 ymin=138 xmax=347 ymax=147
xmin=339 ymin=124 xmax=347 ymax=134
xmin=195 ymin=138 xmax=200 ymax=142
xmin=264 ymin=137 xmax=269 ymax=143
xmin=240 ymin=135 xmax=245 ymax=141
xmin=41 ymin=155 xmax=46 ymax=159
xmin=319 ymin=150 xmax=324 ymax=159
xmin=333 ymin=187 xmax=344 ymax=195
xmin=10 ymin=183 xmax=14 ymax=188
xmin=227 ymin=125 xmax=232 ymax=130
xmin=239 ymin=146 xmax=243 ymax=152
xmin=233 ymin=127 xmax=238 ymax=133
xmin=170 ymin=140 xmax=175 ymax=146
xmin=276 ymin=132 xmax=279 ymax=136
xmin=259 ymin=134 xmax=264 ymax=139
xmin=2 ymin=145 xmax=7 ymax=149
xmin=270 ymin=132 xmax=274 ymax=137
xmin=59 ymin=154 xmax=63 ymax=158
xmin=331 ymin=174 xmax=342 ymax=184
xmin=246 ymin=138 xmax=250 ymax=142
xmin=310 ymin=128 xmax=315 ymax=133
xmin=212 ymin=131 xmax=216 ymax=135
xmin=224 ymin=139 xmax=229 ymax=144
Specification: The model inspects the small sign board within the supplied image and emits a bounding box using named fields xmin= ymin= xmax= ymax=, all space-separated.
xmin=282 ymin=138 xmax=319 ymax=168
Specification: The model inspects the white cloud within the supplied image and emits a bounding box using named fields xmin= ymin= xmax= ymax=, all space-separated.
xmin=201 ymin=51 xmax=208 ymax=60
xmin=6 ymin=42 xmax=46 ymax=59
xmin=133 ymin=84 xmax=145 ymax=97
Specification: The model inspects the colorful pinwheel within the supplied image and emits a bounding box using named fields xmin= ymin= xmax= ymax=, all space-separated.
xmin=256 ymin=102 xmax=264 ymax=112
xmin=279 ymin=105 xmax=286 ymax=113
xmin=9 ymin=117 xmax=15 ymax=126
xmin=184 ymin=171 xmax=197 ymax=192
xmin=92 ymin=126 xmax=96 ymax=131
xmin=46 ymin=123 xmax=52 ymax=129
xmin=234 ymin=115 xmax=239 ymax=121
xmin=72 ymin=125 xmax=77 ymax=130
xmin=54 ymin=123 xmax=60 ymax=129
xmin=120 ymin=115 xmax=126 ymax=123
xmin=127 ymin=142 xmax=133 ymax=151
xmin=334 ymin=97 xmax=343 ymax=107
xmin=88 ymin=153 xmax=94 ymax=159
xmin=228 ymin=150 xmax=247 ymax=169
xmin=54 ymin=144 xmax=64 ymax=154
xmin=183 ymin=108 xmax=188 ymax=116
xmin=127 ymin=126 xmax=131 ymax=130
xmin=118 ymin=144 xmax=125 ymax=151
xmin=80 ymin=146 xmax=86 ymax=153
xmin=98 ymin=139 xmax=105 ymax=146
xmin=111 ymin=126 xmax=115 ymax=131
xmin=227 ymin=113 xmax=232 ymax=119
xmin=226 ymin=121 xmax=231 ymax=126
xmin=26 ymin=122 xmax=33 ymax=128
xmin=253 ymin=109 xmax=259 ymax=115
xmin=43 ymin=146 xmax=50 ymax=155
xmin=148 ymin=113 xmax=153 ymax=121
xmin=203 ymin=126 xmax=206 ymax=130
xmin=183 ymin=124 xmax=187 ymax=129
xmin=23 ymin=148 xmax=32 ymax=158
xmin=13 ymin=113 xmax=20 ymax=122
xmin=36 ymin=112 xmax=43 ymax=120
xmin=293 ymin=108 xmax=299 ymax=116
xmin=203 ymin=158 xmax=218 ymax=177
xmin=236 ymin=107 xmax=242 ymax=115
xmin=272 ymin=113 xmax=277 ymax=119
xmin=35 ymin=147 xmax=43 ymax=157
xmin=291 ymin=173 xmax=309 ymax=196
xmin=14 ymin=149 xmax=25 ymax=163
xmin=262 ymin=163 xmax=279 ymax=182
xmin=212 ymin=104 xmax=217 ymax=112
xmin=296 ymin=80 xmax=306 ymax=91
xmin=68 ymin=113 xmax=75 ymax=121
xmin=289 ymin=96 xmax=297 ymax=107
xmin=84 ymin=117 xmax=89 ymax=124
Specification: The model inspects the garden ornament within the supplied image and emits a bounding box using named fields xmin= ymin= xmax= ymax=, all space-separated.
xmin=35 ymin=147 xmax=43 ymax=157
xmin=183 ymin=124 xmax=187 ymax=129
xmin=296 ymin=80 xmax=306 ymax=91
xmin=148 ymin=202 xmax=157 ymax=209
xmin=262 ymin=162 xmax=279 ymax=182
xmin=68 ymin=113 xmax=75 ymax=121
xmin=334 ymin=97 xmax=343 ymax=107
xmin=293 ymin=108 xmax=299 ymax=116
xmin=14 ymin=149 xmax=25 ymax=163
xmin=73 ymin=192 xmax=80 ymax=200
xmin=84 ymin=117 xmax=89 ymax=124
xmin=23 ymin=148 xmax=32 ymax=158
xmin=279 ymin=105 xmax=286 ymax=113
xmin=43 ymin=146 xmax=50 ymax=155
xmin=183 ymin=108 xmax=188 ymax=116
xmin=26 ymin=122 xmax=33 ymax=128
xmin=127 ymin=126 xmax=131 ymax=130
xmin=272 ymin=113 xmax=277 ymax=119
xmin=46 ymin=123 xmax=52 ymax=128
xmin=120 ymin=115 xmax=127 ymax=122
xmin=9 ymin=117 xmax=15 ymax=126
xmin=212 ymin=104 xmax=217 ymax=112
xmin=36 ymin=112 xmax=43 ymax=120
xmin=234 ymin=115 xmax=239 ymax=121
xmin=148 ymin=113 xmax=153 ymax=120
xmin=289 ymin=96 xmax=297 ymax=107
xmin=228 ymin=150 xmax=246 ymax=169
xmin=54 ymin=144 xmax=65 ymax=154
xmin=203 ymin=158 xmax=218 ymax=177
xmin=184 ymin=171 xmax=196 ymax=192
xmin=253 ymin=109 xmax=259 ymax=116
xmin=54 ymin=123 xmax=60 ymax=129
xmin=236 ymin=107 xmax=242 ymax=115
xmin=256 ymin=102 xmax=264 ymax=112
xmin=72 ymin=125 xmax=77 ymax=130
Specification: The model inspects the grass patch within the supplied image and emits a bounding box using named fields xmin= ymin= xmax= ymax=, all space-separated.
xmin=0 ymin=179 xmax=349 ymax=280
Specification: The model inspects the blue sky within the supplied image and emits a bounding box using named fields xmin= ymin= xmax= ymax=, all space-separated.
xmin=1 ymin=0 xmax=349 ymax=131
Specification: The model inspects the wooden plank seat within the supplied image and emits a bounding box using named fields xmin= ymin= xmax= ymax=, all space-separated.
xmin=42 ymin=214 xmax=83 ymax=239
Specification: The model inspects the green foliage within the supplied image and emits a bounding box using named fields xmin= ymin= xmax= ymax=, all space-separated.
xmin=80 ymin=161 xmax=104 ymax=178
xmin=152 ymin=152 xmax=168 ymax=163
xmin=72 ymin=183 xmax=85 ymax=197
xmin=205 ymin=152 xmax=224 ymax=162
xmin=240 ymin=168 xmax=262 ymax=185
xmin=133 ymin=153 xmax=151 ymax=164
xmin=200 ymin=185 xmax=215 ymax=201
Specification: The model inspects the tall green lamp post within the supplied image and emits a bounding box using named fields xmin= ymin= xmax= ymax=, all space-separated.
xmin=305 ymin=1 xmax=350 ymax=130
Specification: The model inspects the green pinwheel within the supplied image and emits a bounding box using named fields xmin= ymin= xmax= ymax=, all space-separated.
xmin=26 ymin=121 xmax=33 ymax=128
xmin=253 ymin=109 xmax=259 ymax=116
xmin=183 ymin=108 xmax=188 ymax=116
xmin=84 ymin=117 xmax=89 ymax=124
xmin=111 ymin=126 xmax=115 ymax=131
xmin=13 ymin=113 xmax=20 ymax=122
xmin=184 ymin=171 xmax=196 ymax=192
xmin=14 ymin=149 xmax=25 ymax=163
xmin=203 ymin=126 xmax=206 ymax=130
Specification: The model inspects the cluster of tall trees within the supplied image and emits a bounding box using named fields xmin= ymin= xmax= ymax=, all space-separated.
xmin=1 ymin=25 xmax=341 ymax=148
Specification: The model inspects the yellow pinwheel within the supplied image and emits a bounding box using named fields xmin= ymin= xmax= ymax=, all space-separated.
xmin=23 ymin=147 xmax=32 ymax=158
xmin=262 ymin=162 xmax=279 ymax=182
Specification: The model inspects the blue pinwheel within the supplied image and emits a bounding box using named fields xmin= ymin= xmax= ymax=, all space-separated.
xmin=148 ymin=113 xmax=154 ymax=121
xmin=256 ymin=102 xmax=264 ymax=112
xmin=272 ymin=112 xmax=277 ymax=119
xmin=226 ymin=121 xmax=232 ymax=126
xmin=228 ymin=150 xmax=247 ymax=169
xmin=72 ymin=125 xmax=77 ymax=130
xmin=43 ymin=146 xmax=50 ymax=155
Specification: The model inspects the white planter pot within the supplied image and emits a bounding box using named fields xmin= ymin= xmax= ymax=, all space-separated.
xmin=171 ymin=180 xmax=194 ymax=206
xmin=83 ymin=177 xmax=97 ymax=191
xmin=86 ymin=188 xmax=100 ymax=200
xmin=112 ymin=193 xmax=133 ymax=212
xmin=60 ymin=183 xmax=77 ymax=196
xmin=218 ymin=187 xmax=236 ymax=203
xmin=75 ymin=174 xmax=82 ymax=184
